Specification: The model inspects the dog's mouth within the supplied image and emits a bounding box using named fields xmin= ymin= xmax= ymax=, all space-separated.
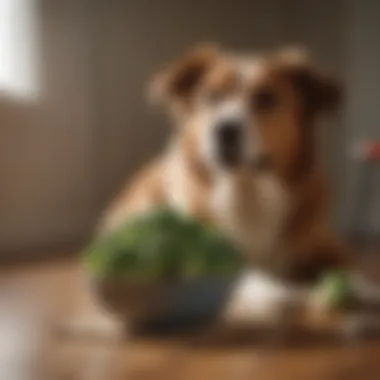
xmin=216 ymin=146 xmax=241 ymax=168
xmin=251 ymin=154 xmax=273 ymax=172
xmin=216 ymin=148 xmax=272 ymax=172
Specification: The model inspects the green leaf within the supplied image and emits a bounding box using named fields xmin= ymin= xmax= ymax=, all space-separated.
xmin=316 ymin=270 xmax=351 ymax=308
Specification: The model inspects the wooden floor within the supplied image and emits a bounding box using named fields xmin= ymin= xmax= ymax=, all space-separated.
xmin=1 ymin=258 xmax=380 ymax=380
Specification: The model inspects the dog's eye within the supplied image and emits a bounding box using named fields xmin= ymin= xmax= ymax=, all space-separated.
xmin=251 ymin=86 xmax=278 ymax=112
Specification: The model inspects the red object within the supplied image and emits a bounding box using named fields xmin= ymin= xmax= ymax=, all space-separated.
xmin=368 ymin=142 xmax=380 ymax=161
xmin=351 ymin=140 xmax=380 ymax=162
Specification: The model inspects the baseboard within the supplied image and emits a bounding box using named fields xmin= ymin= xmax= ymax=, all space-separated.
xmin=0 ymin=238 xmax=88 ymax=267
xmin=1 ymin=230 xmax=377 ymax=267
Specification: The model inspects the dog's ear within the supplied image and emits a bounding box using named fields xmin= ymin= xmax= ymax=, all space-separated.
xmin=148 ymin=43 xmax=219 ymax=110
xmin=276 ymin=47 xmax=342 ymax=116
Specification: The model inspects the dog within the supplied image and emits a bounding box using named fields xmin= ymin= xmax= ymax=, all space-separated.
xmin=96 ymin=44 xmax=352 ymax=327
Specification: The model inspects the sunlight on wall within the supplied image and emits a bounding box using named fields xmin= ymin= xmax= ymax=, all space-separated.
xmin=0 ymin=0 xmax=40 ymax=100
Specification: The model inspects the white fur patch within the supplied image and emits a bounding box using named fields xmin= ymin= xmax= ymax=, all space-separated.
xmin=212 ymin=172 xmax=291 ymax=261
xmin=234 ymin=56 xmax=265 ymax=84
xmin=214 ymin=98 xmax=246 ymax=121
xmin=164 ymin=145 xmax=193 ymax=214
xmin=224 ymin=270 xmax=305 ymax=324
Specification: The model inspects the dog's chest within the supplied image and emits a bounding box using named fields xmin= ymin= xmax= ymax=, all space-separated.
xmin=212 ymin=174 xmax=290 ymax=260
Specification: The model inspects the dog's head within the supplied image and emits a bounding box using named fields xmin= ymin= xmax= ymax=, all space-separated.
xmin=150 ymin=44 xmax=341 ymax=181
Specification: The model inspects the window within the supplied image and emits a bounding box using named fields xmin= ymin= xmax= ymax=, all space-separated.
xmin=0 ymin=0 xmax=39 ymax=99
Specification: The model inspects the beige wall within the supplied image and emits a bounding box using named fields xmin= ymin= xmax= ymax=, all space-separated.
xmin=343 ymin=0 xmax=380 ymax=235
xmin=0 ymin=1 xmax=95 ymax=251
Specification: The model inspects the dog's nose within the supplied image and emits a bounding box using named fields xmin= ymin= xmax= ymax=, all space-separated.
xmin=216 ymin=121 xmax=242 ymax=147
xmin=215 ymin=120 xmax=243 ymax=167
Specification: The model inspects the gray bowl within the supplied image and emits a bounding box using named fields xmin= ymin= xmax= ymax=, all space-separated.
xmin=90 ymin=276 xmax=237 ymax=330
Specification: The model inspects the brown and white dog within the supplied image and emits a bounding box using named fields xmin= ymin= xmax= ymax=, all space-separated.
xmin=98 ymin=44 xmax=351 ymax=323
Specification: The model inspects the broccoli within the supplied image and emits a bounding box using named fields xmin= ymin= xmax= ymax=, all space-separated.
xmin=84 ymin=208 xmax=243 ymax=281
xmin=314 ymin=270 xmax=352 ymax=309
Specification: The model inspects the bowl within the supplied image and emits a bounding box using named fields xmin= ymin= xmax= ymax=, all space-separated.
xmin=90 ymin=275 xmax=237 ymax=330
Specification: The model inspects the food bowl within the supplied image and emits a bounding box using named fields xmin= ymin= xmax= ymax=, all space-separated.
xmin=84 ymin=209 xmax=244 ymax=330
xmin=90 ymin=275 xmax=237 ymax=329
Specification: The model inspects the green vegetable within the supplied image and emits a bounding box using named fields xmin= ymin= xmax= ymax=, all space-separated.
xmin=84 ymin=208 xmax=243 ymax=281
xmin=315 ymin=270 xmax=352 ymax=308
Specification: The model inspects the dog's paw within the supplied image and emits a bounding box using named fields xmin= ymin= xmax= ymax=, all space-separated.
xmin=223 ymin=270 xmax=305 ymax=326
